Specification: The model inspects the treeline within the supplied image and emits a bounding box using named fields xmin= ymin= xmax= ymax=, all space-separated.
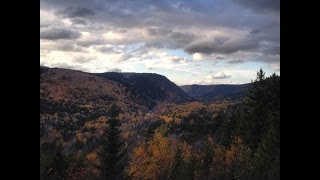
xmin=129 ymin=69 xmax=279 ymax=179
xmin=40 ymin=69 xmax=279 ymax=180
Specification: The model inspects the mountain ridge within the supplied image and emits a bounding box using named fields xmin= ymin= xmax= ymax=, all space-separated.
xmin=180 ymin=83 xmax=251 ymax=101
xmin=40 ymin=67 xmax=192 ymax=110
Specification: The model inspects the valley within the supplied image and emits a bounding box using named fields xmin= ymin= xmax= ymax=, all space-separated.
xmin=40 ymin=67 xmax=279 ymax=180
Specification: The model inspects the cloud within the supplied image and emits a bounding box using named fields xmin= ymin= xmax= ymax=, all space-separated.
xmin=40 ymin=0 xmax=279 ymax=84
xmin=233 ymin=0 xmax=280 ymax=13
xmin=40 ymin=27 xmax=81 ymax=40
xmin=207 ymin=72 xmax=231 ymax=79
xmin=40 ymin=40 xmax=85 ymax=52
xmin=192 ymin=53 xmax=204 ymax=61
xmin=40 ymin=24 xmax=49 ymax=28
xmin=56 ymin=7 xmax=95 ymax=18
xmin=73 ymin=56 xmax=96 ymax=63
xmin=186 ymin=35 xmax=259 ymax=54
xmin=216 ymin=56 xmax=224 ymax=60
xmin=262 ymin=45 xmax=280 ymax=55
xmin=107 ymin=68 xmax=122 ymax=73
xmin=97 ymin=45 xmax=123 ymax=54
xmin=227 ymin=59 xmax=245 ymax=64
xmin=170 ymin=56 xmax=187 ymax=63
xmin=71 ymin=18 xmax=87 ymax=25
xmin=77 ymin=39 xmax=106 ymax=47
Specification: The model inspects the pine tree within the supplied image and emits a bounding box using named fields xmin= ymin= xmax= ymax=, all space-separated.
xmin=235 ymin=69 xmax=280 ymax=179
xmin=99 ymin=104 xmax=127 ymax=180
xmin=169 ymin=147 xmax=185 ymax=180
xmin=201 ymin=142 xmax=214 ymax=178
xmin=52 ymin=142 xmax=68 ymax=180
xmin=238 ymin=68 xmax=269 ymax=150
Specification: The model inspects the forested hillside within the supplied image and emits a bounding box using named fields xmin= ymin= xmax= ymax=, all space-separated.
xmin=40 ymin=68 xmax=279 ymax=180
xmin=95 ymin=72 xmax=192 ymax=108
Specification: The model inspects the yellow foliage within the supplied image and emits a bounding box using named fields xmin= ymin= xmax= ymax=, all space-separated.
xmin=129 ymin=129 xmax=191 ymax=179
xmin=85 ymin=151 xmax=101 ymax=177
xmin=76 ymin=132 xmax=83 ymax=143
xmin=160 ymin=115 xmax=173 ymax=123
xmin=80 ymin=104 xmax=93 ymax=109
xmin=86 ymin=152 xmax=98 ymax=163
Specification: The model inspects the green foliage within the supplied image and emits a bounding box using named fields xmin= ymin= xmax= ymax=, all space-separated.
xmin=235 ymin=69 xmax=280 ymax=179
xmin=169 ymin=147 xmax=185 ymax=180
xmin=200 ymin=142 xmax=214 ymax=177
xmin=179 ymin=108 xmax=218 ymax=143
xmin=99 ymin=104 xmax=127 ymax=180
xmin=40 ymin=140 xmax=86 ymax=180
xmin=144 ymin=120 xmax=165 ymax=142
xmin=238 ymin=69 xmax=280 ymax=150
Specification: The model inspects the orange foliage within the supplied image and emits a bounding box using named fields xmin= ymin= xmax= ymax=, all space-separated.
xmin=129 ymin=127 xmax=192 ymax=179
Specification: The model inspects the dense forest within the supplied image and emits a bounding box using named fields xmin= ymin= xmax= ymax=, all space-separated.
xmin=40 ymin=68 xmax=279 ymax=180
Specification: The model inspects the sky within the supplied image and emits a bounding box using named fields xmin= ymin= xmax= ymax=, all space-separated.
xmin=40 ymin=0 xmax=280 ymax=85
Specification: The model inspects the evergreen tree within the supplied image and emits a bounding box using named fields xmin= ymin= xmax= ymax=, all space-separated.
xmin=40 ymin=140 xmax=69 ymax=180
xmin=99 ymin=104 xmax=127 ymax=180
xmin=52 ymin=142 xmax=68 ymax=180
xmin=238 ymin=68 xmax=269 ymax=150
xmin=201 ymin=142 xmax=214 ymax=178
xmin=185 ymin=154 xmax=197 ymax=180
xmin=235 ymin=69 xmax=280 ymax=179
xmin=169 ymin=147 xmax=185 ymax=180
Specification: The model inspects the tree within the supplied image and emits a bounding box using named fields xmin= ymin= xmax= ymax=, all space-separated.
xmin=99 ymin=104 xmax=127 ymax=180
xmin=238 ymin=68 xmax=270 ymax=150
xmin=52 ymin=142 xmax=68 ymax=179
xmin=169 ymin=147 xmax=185 ymax=180
xmin=198 ymin=142 xmax=214 ymax=179
xmin=129 ymin=125 xmax=192 ymax=180
xmin=40 ymin=140 xmax=69 ymax=180
xmin=235 ymin=69 xmax=280 ymax=179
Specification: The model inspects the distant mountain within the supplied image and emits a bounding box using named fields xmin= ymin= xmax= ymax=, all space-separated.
xmin=94 ymin=72 xmax=192 ymax=108
xmin=180 ymin=83 xmax=251 ymax=101
xmin=40 ymin=67 xmax=192 ymax=111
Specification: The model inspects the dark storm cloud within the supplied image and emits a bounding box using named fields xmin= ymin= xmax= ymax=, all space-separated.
xmin=185 ymin=37 xmax=259 ymax=54
xmin=169 ymin=31 xmax=196 ymax=46
xmin=262 ymin=45 xmax=280 ymax=55
xmin=233 ymin=0 xmax=280 ymax=13
xmin=40 ymin=28 xmax=81 ymax=40
xmin=250 ymin=22 xmax=280 ymax=42
xmin=147 ymin=27 xmax=171 ymax=36
xmin=145 ymin=27 xmax=196 ymax=49
xmin=41 ymin=0 xmax=273 ymax=29
xmin=71 ymin=18 xmax=87 ymax=25
xmin=56 ymin=7 xmax=95 ymax=18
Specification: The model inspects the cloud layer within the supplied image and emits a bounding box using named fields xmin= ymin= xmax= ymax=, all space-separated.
xmin=40 ymin=0 xmax=280 ymax=84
